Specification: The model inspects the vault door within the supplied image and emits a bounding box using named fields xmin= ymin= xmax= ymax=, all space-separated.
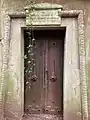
xmin=24 ymin=30 xmax=64 ymax=116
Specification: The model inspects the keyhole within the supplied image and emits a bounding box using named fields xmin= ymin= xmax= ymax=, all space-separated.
xmin=53 ymin=42 xmax=56 ymax=46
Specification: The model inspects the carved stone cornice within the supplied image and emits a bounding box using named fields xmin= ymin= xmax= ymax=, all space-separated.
xmin=25 ymin=3 xmax=63 ymax=10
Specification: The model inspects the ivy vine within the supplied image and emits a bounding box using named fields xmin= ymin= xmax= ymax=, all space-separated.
xmin=24 ymin=1 xmax=36 ymax=91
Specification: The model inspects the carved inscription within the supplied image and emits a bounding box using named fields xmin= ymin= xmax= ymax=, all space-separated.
xmin=26 ymin=10 xmax=61 ymax=25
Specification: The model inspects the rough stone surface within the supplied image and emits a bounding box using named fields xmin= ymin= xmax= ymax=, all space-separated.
xmin=1 ymin=12 xmax=86 ymax=120
xmin=0 ymin=0 xmax=90 ymax=120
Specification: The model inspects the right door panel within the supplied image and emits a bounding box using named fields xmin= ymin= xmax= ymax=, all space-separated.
xmin=45 ymin=39 xmax=64 ymax=115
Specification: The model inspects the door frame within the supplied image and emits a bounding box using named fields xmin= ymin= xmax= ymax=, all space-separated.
xmin=1 ymin=9 xmax=88 ymax=120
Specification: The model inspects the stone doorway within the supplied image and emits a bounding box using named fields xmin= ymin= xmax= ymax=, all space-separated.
xmin=1 ymin=3 xmax=88 ymax=120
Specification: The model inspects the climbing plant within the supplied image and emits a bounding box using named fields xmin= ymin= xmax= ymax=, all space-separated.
xmin=24 ymin=0 xmax=37 ymax=91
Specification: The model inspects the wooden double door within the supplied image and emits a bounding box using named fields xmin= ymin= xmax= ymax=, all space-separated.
xmin=24 ymin=30 xmax=64 ymax=119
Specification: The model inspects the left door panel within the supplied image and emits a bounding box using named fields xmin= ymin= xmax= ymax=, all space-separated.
xmin=24 ymin=36 xmax=45 ymax=113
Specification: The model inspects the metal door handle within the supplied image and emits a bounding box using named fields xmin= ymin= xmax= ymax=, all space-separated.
xmin=50 ymin=58 xmax=57 ymax=82
xmin=50 ymin=73 xmax=57 ymax=82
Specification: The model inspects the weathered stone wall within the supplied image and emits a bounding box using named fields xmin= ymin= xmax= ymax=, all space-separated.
xmin=0 ymin=0 xmax=90 ymax=119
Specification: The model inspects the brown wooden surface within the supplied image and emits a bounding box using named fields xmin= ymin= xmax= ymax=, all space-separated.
xmin=24 ymin=30 xmax=64 ymax=119
xmin=45 ymin=39 xmax=63 ymax=115
xmin=24 ymin=39 xmax=45 ymax=113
